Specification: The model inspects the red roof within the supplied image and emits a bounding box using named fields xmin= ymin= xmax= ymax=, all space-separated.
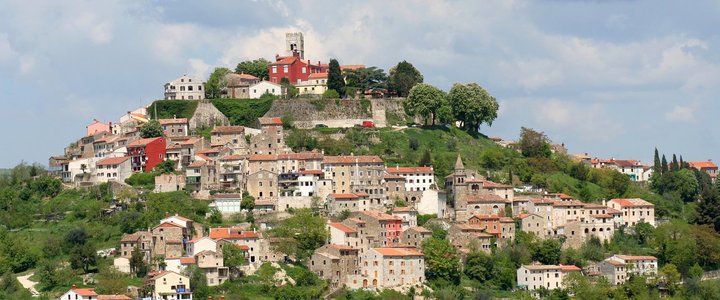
xmin=159 ymin=118 xmax=188 ymax=125
xmin=97 ymin=295 xmax=132 ymax=300
xmin=209 ymin=228 xmax=259 ymax=240
xmin=128 ymin=137 xmax=162 ymax=147
xmin=688 ymin=161 xmax=718 ymax=169
xmin=610 ymin=198 xmax=654 ymax=208
xmin=277 ymin=152 xmax=324 ymax=160
xmin=373 ymin=247 xmax=423 ymax=257
xmin=72 ymin=288 xmax=98 ymax=297
xmin=299 ymin=169 xmax=324 ymax=175
xmin=220 ymin=154 xmax=245 ymax=161
xmin=386 ymin=166 xmax=433 ymax=174
xmin=329 ymin=222 xmax=357 ymax=234
xmin=96 ymin=156 xmax=130 ymax=166
xmin=358 ymin=210 xmax=401 ymax=221
xmin=324 ymin=155 xmax=384 ymax=164
xmin=331 ymin=193 xmax=359 ymax=199
xmin=308 ymin=73 xmax=328 ymax=79
xmin=340 ymin=64 xmax=365 ymax=70
xmin=179 ymin=257 xmax=196 ymax=265
xmin=466 ymin=194 xmax=507 ymax=203
xmin=259 ymin=117 xmax=282 ymax=126
xmin=616 ymin=255 xmax=657 ymax=261
xmin=392 ymin=206 xmax=416 ymax=213
xmin=211 ymin=126 xmax=244 ymax=134
xmin=271 ymin=56 xmax=300 ymax=65
xmin=236 ymin=244 xmax=250 ymax=251
xmin=154 ymin=222 xmax=183 ymax=229
xmin=213 ymin=193 xmax=241 ymax=199
xmin=249 ymin=154 xmax=277 ymax=161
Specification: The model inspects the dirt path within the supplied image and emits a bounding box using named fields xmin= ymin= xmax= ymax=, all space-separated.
xmin=17 ymin=273 xmax=39 ymax=297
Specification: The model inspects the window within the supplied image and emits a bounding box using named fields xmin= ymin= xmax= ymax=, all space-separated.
xmin=302 ymin=67 xmax=306 ymax=73
xmin=272 ymin=66 xmax=277 ymax=73
xmin=283 ymin=65 xmax=289 ymax=73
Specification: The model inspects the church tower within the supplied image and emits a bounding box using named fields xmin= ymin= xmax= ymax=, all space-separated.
xmin=285 ymin=32 xmax=304 ymax=59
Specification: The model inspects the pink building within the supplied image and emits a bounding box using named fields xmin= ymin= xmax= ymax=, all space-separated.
xmin=86 ymin=119 xmax=111 ymax=136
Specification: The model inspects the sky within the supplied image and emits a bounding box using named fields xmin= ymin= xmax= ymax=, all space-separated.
xmin=1 ymin=0 xmax=719 ymax=168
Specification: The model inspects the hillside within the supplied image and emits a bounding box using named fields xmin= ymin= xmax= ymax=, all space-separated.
xmin=148 ymin=98 xmax=275 ymax=127
xmin=148 ymin=100 xmax=199 ymax=119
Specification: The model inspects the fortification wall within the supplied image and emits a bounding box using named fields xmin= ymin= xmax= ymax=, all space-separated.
xmin=189 ymin=100 xmax=230 ymax=130
xmin=263 ymin=98 xmax=408 ymax=128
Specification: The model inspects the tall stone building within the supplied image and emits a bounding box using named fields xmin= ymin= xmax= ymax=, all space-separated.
xmin=286 ymin=32 xmax=304 ymax=59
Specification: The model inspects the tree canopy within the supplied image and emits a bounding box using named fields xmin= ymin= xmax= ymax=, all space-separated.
xmin=235 ymin=58 xmax=271 ymax=80
xmin=447 ymin=83 xmax=499 ymax=131
xmin=270 ymin=209 xmax=328 ymax=261
xmin=327 ymin=59 xmax=345 ymax=97
xmin=421 ymin=237 xmax=461 ymax=285
xmin=404 ymin=83 xmax=448 ymax=125
xmin=388 ymin=61 xmax=423 ymax=97
xmin=204 ymin=67 xmax=231 ymax=99
xmin=344 ymin=66 xmax=388 ymax=93
xmin=140 ymin=120 xmax=165 ymax=138
xmin=518 ymin=127 xmax=551 ymax=158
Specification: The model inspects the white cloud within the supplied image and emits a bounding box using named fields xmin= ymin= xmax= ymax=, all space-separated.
xmin=665 ymin=105 xmax=696 ymax=123
xmin=188 ymin=58 xmax=211 ymax=79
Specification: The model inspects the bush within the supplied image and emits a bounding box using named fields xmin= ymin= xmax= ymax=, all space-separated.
xmin=211 ymin=98 xmax=274 ymax=127
xmin=322 ymin=89 xmax=340 ymax=99
xmin=150 ymin=100 xmax=199 ymax=119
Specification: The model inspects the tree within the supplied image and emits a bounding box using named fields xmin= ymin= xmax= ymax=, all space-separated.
xmin=286 ymin=130 xmax=318 ymax=152
xmin=343 ymin=67 xmax=388 ymax=91
xmin=64 ymin=227 xmax=88 ymax=248
xmin=388 ymin=61 xmax=423 ymax=97
xmin=328 ymin=59 xmax=345 ymax=97
xmin=281 ymin=112 xmax=294 ymax=129
xmin=419 ymin=149 xmax=432 ymax=167
xmin=70 ymin=243 xmax=97 ymax=273
xmin=235 ymin=58 xmax=271 ymax=80
xmin=205 ymin=67 xmax=231 ymax=99
xmin=270 ymin=209 xmax=328 ymax=261
xmin=634 ymin=221 xmax=654 ymax=245
xmin=140 ymin=120 xmax=164 ymax=138
xmin=280 ymin=77 xmax=298 ymax=98
xmin=184 ymin=266 xmax=209 ymax=299
xmin=534 ymin=239 xmax=562 ymax=265
xmin=129 ymin=246 xmax=148 ymax=277
xmin=653 ymin=148 xmax=661 ymax=174
xmin=36 ymin=259 xmax=59 ymax=291
xmin=464 ymin=251 xmax=493 ymax=283
xmin=404 ymin=83 xmax=447 ymax=125
xmin=154 ymin=160 xmax=175 ymax=174
xmin=222 ymin=243 xmax=246 ymax=279
xmin=661 ymin=155 xmax=668 ymax=174
xmin=241 ymin=192 xmax=255 ymax=211
xmin=660 ymin=263 xmax=681 ymax=294
xmin=322 ymin=89 xmax=340 ymax=99
xmin=446 ymin=83 xmax=499 ymax=131
xmin=421 ymin=237 xmax=461 ymax=285
xmin=518 ymin=127 xmax=551 ymax=158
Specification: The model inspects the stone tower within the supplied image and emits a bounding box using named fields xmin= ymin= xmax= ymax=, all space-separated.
xmin=286 ymin=32 xmax=304 ymax=59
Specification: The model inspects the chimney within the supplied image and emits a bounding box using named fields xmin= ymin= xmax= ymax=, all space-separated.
xmin=166 ymin=212 xmax=169 ymax=218
xmin=72 ymin=284 xmax=77 ymax=289
xmin=208 ymin=297 xmax=213 ymax=300
xmin=221 ymin=296 xmax=225 ymax=300
xmin=275 ymin=54 xmax=280 ymax=60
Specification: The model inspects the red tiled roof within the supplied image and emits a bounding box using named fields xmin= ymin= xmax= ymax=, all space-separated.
xmin=188 ymin=160 xmax=206 ymax=168
xmin=386 ymin=166 xmax=433 ymax=174
xmin=97 ymin=156 xmax=130 ymax=166
xmin=410 ymin=226 xmax=431 ymax=233
xmin=249 ymin=154 xmax=277 ymax=161
xmin=211 ymin=126 xmax=244 ymax=134
xmin=209 ymin=228 xmax=259 ymax=240
xmin=324 ymin=155 xmax=384 ymax=164
xmin=197 ymin=148 xmax=220 ymax=154
xmin=277 ymin=152 xmax=324 ymax=160
xmin=97 ymin=295 xmax=132 ymax=300
xmin=128 ymin=137 xmax=162 ymax=147
xmin=610 ymin=198 xmax=654 ymax=208
xmin=524 ymin=264 xmax=582 ymax=271
xmin=605 ymin=259 xmax=625 ymax=266
xmin=308 ymin=72 xmax=328 ymax=79
xmin=220 ymin=154 xmax=245 ymax=161
xmin=358 ymin=210 xmax=402 ymax=221
xmin=231 ymin=73 xmax=260 ymax=80
xmin=482 ymin=181 xmax=513 ymax=189
xmin=553 ymin=200 xmax=586 ymax=207
xmin=236 ymin=244 xmax=250 ymax=251
xmin=159 ymin=118 xmax=188 ymax=125
xmin=591 ymin=214 xmax=612 ymax=219
xmin=179 ymin=257 xmax=196 ymax=265
xmin=329 ymin=222 xmax=357 ymax=234
xmin=195 ymin=153 xmax=213 ymax=162
xmin=500 ymin=217 xmax=515 ymax=223
xmin=271 ymin=56 xmax=300 ymax=65
xmin=373 ymin=247 xmax=423 ymax=257
xmin=154 ymin=222 xmax=183 ymax=229
xmin=392 ymin=206 xmax=416 ymax=213
xmin=340 ymin=64 xmax=365 ymax=70
xmin=72 ymin=288 xmax=98 ymax=297
xmin=330 ymin=193 xmax=359 ymax=199
xmin=688 ymin=161 xmax=718 ymax=169
xmin=383 ymin=174 xmax=406 ymax=180
xmin=299 ymin=169 xmax=324 ymax=175
xmin=606 ymin=208 xmax=622 ymax=215
xmin=258 ymin=117 xmax=282 ymax=126
xmin=530 ymin=198 xmax=556 ymax=205
xmin=616 ymin=255 xmax=657 ymax=261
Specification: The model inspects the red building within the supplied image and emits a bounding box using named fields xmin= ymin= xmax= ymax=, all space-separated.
xmin=127 ymin=137 xmax=166 ymax=172
xmin=269 ymin=51 xmax=328 ymax=84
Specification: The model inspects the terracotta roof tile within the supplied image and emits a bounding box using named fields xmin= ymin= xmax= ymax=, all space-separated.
xmin=97 ymin=156 xmax=130 ymax=166
xmin=324 ymin=155 xmax=384 ymax=164
xmin=211 ymin=126 xmax=245 ymax=134
xmin=688 ymin=161 xmax=718 ymax=169
xmin=610 ymin=198 xmax=654 ymax=208
xmin=258 ymin=117 xmax=282 ymax=126
xmin=373 ymin=247 xmax=423 ymax=257
xmin=159 ymin=118 xmax=188 ymax=125
xmin=386 ymin=166 xmax=433 ymax=174
xmin=209 ymin=228 xmax=259 ymax=240
xmin=128 ymin=137 xmax=162 ymax=147
xmin=329 ymin=222 xmax=357 ymax=233
xmin=72 ymin=288 xmax=98 ymax=297
xmin=466 ymin=194 xmax=507 ymax=203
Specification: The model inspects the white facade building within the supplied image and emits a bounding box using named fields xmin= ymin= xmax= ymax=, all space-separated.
xmin=386 ymin=166 xmax=435 ymax=192
xmin=211 ymin=193 xmax=242 ymax=214
xmin=517 ymin=264 xmax=581 ymax=291
xmin=249 ymin=81 xmax=282 ymax=99
xmin=164 ymin=75 xmax=205 ymax=100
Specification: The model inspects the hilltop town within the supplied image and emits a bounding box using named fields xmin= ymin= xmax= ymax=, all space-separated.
xmin=2 ymin=32 xmax=720 ymax=300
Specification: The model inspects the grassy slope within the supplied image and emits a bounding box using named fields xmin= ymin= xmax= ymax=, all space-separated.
xmin=211 ymin=98 xmax=274 ymax=127
xmin=148 ymin=100 xmax=199 ymax=119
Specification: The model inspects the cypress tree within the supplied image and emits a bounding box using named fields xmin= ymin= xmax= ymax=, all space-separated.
xmin=679 ymin=155 xmax=685 ymax=169
xmin=671 ymin=154 xmax=679 ymax=171
xmin=661 ymin=155 xmax=668 ymax=174
xmin=653 ymin=148 xmax=661 ymax=173
xmin=327 ymin=59 xmax=345 ymax=98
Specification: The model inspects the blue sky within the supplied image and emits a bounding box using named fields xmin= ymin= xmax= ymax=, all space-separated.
xmin=1 ymin=0 xmax=719 ymax=167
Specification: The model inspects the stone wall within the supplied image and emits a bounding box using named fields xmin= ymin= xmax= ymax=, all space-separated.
xmin=262 ymin=98 xmax=409 ymax=129
xmin=189 ymin=100 xmax=230 ymax=130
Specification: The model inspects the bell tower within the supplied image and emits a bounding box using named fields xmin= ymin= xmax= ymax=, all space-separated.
xmin=285 ymin=32 xmax=304 ymax=60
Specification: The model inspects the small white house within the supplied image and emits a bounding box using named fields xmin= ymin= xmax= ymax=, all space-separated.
xmin=249 ymin=81 xmax=282 ymax=99
xmin=164 ymin=75 xmax=205 ymax=100
xmin=211 ymin=193 xmax=242 ymax=214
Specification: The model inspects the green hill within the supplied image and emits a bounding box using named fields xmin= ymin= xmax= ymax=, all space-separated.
xmin=148 ymin=100 xmax=199 ymax=119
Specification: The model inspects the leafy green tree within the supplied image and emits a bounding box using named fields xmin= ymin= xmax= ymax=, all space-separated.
xmin=222 ymin=243 xmax=246 ymax=279
xmin=129 ymin=246 xmax=148 ymax=277
xmin=661 ymin=154 xmax=668 ymax=174
xmin=270 ymin=209 xmax=328 ymax=261
xmin=338 ymin=210 xmax=351 ymax=221
xmin=634 ymin=221 xmax=654 ymax=245
xmin=64 ymin=227 xmax=88 ymax=248
xmin=281 ymin=112 xmax=294 ymax=129
xmin=322 ymin=89 xmax=340 ymax=99
xmin=343 ymin=67 xmax=388 ymax=91
xmin=654 ymin=220 xmax=698 ymax=275
xmin=446 ymin=83 xmax=499 ymax=131
xmin=140 ymin=120 xmax=165 ymax=138
xmin=94 ymin=267 xmax=128 ymax=295
xmin=653 ymin=148 xmax=661 ymax=174
xmin=388 ymin=61 xmax=423 ymax=97
xmin=36 ymin=259 xmax=59 ymax=291
xmin=154 ymin=160 xmax=175 ymax=174
xmin=184 ymin=266 xmax=209 ymax=299
xmin=70 ymin=243 xmax=97 ymax=273
xmin=241 ymin=192 xmax=255 ymax=211
xmin=419 ymin=149 xmax=432 ymax=167
xmin=286 ymin=130 xmax=318 ymax=152
xmin=235 ymin=58 xmax=271 ymax=80
xmin=660 ymin=263 xmax=681 ymax=294
xmin=205 ymin=67 xmax=231 ymax=99
xmin=421 ymin=237 xmax=461 ymax=285
xmin=518 ymin=127 xmax=551 ymax=158
xmin=464 ymin=251 xmax=493 ymax=282
xmin=404 ymin=83 xmax=447 ymax=125
xmin=534 ymin=239 xmax=562 ymax=265
xmin=328 ymin=59 xmax=345 ymax=97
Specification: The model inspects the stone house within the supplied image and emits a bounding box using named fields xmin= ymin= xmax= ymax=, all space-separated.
xmin=246 ymin=169 xmax=278 ymax=201
xmin=354 ymin=247 xmax=425 ymax=289
xmin=401 ymin=226 xmax=432 ymax=248
xmin=221 ymin=73 xmax=260 ymax=99
xmin=383 ymin=173 xmax=406 ymax=202
xmin=391 ymin=207 xmax=417 ymax=230
xmin=119 ymin=231 xmax=152 ymax=261
xmin=328 ymin=222 xmax=360 ymax=248
xmin=152 ymin=222 xmax=185 ymax=259
xmin=326 ymin=193 xmax=370 ymax=215
xmin=159 ymin=118 xmax=189 ymax=137
xmin=195 ymin=250 xmax=229 ymax=286
xmin=309 ymin=244 xmax=360 ymax=289
xmin=516 ymin=264 xmax=582 ymax=291
xmin=211 ymin=126 xmax=247 ymax=154
xmin=518 ymin=213 xmax=547 ymax=238
xmin=323 ymin=155 xmax=386 ymax=208
xmin=352 ymin=210 xmax=403 ymax=247
xmin=209 ymin=227 xmax=266 ymax=264
xmin=597 ymin=258 xmax=627 ymax=285
xmin=606 ymin=198 xmax=655 ymax=227
xmin=561 ymin=217 xmax=615 ymax=249
xmin=250 ymin=117 xmax=285 ymax=155
xmin=609 ymin=255 xmax=658 ymax=278
xmin=185 ymin=159 xmax=219 ymax=192
xmin=465 ymin=194 xmax=510 ymax=217
xmin=154 ymin=173 xmax=187 ymax=193
xmin=218 ymin=154 xmax=245 ymax=189
xmin=447 ymin=224 xmax=495 ymax=253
